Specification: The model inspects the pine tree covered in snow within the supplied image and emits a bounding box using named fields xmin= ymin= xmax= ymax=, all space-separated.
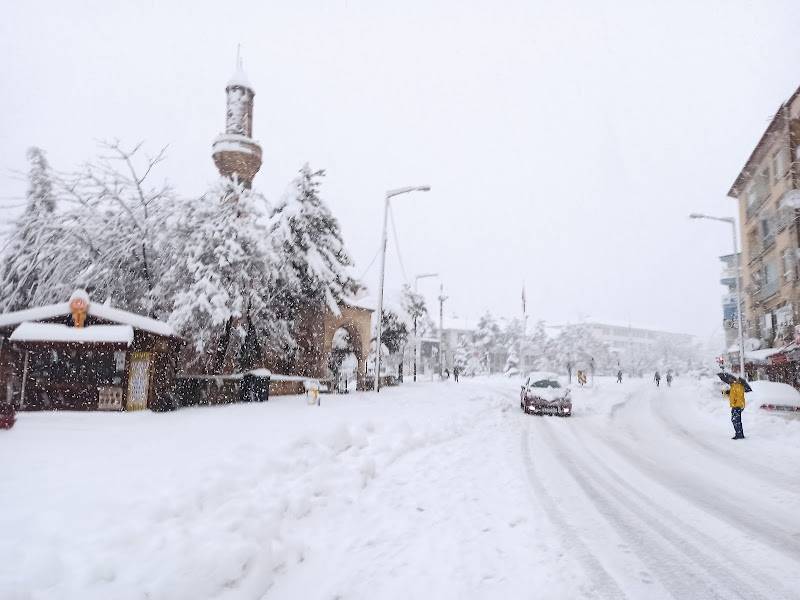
xmin=269 ymin=164 xmax=359 ymax=315
xmin=526 ymin=320 xmax=550 ymax=371
xmin=0 ymin=148 xmax=56 ymax=311
xmin=454 ymin=336 xmax=470 ymax=373
xmin=164 ymin=177 xmax=289 ymax=373
xmin=400 ymin=284 xmax=427 ymax=332
xmin=475 ymin=311 xmax=502 ymax=373
xmin=546 ymin=323 xmax=613 ymax=374
xmin=375 ymin=310 xmax=409 ymax=355
xmin=504 ymin=341 xmax=520 ymax=377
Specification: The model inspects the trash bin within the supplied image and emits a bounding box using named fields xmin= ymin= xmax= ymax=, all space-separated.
xmin=240 ymin=370 xmax=270 ymax=403
xmin=252 ymin=372 xmax=270 ymax=402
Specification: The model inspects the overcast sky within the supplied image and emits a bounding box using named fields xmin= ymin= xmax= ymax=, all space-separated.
xmin=2 ymin=1 xmax=800 ymax=340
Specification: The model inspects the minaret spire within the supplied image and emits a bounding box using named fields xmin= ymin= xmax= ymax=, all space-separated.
xmin=211 ymin=48 xmax=262 ymax=188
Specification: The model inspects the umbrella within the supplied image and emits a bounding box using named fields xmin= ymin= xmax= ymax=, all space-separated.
xmin=717 ymin=371 xmax=752 ymax=392
xmin=717 ymin=372 xmax=735 ymax=385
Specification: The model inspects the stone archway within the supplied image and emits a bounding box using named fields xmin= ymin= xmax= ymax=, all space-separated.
xmin=321 ymin=303 xmax=373 ymax=390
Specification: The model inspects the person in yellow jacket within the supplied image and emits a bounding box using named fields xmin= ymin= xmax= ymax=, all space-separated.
xmin=723 ymin=379 xmax=746 ymax=439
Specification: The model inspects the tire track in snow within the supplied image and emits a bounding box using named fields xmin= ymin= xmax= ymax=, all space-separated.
xmin=647 ymin=393 xmax=800 ymax=493
xmin=519 ymin=423 xmax=627 ymax=600
xmin=556 ymin=419 xmax=798 ymax=600
xmin=534 ymin=419 xmax=777 ymax=600
xmin=581 ymin=410 xmax=800 ymax=564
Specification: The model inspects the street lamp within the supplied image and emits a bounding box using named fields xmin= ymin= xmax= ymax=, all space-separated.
xmin=375 ymin=185 xmax=431 ymax=392
xmin=413 ymin=273 xmax=439 ymax=382
xmin=689 ymin=213 xmax=746 ymax=377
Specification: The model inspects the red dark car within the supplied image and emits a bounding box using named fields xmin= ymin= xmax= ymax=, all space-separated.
xmin=520 ymin=372 xmax=572 ymax=417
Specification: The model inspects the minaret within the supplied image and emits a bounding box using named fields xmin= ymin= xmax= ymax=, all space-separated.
xmin=212 ymin=53 xmax=262 ymax=188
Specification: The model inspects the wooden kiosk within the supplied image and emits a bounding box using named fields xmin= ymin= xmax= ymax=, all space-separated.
xmin=0 ymin=290 xmax=182 ymax=411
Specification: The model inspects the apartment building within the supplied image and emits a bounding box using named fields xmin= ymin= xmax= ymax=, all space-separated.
xmin=719 ymin=253 xmax=741 ymax=349
xmin=728 ymin=86 xmax=800 ymax=348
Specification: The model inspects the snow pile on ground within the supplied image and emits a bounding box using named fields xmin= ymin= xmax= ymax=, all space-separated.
xmin=2 ymin=376 xmax=799 ymax=600
xmin=748 ymin=380 xmax=800 ymax=407
xmin=0 ymin=381 xmax=508 ymax=600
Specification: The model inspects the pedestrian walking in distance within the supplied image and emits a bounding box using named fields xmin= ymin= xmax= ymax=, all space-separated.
xmin=722 ymin=376 xmax=747 ymax=439
xmin=617 ymin=370 xmax=623 ymax=384
xmin=666 ymin=372 xmax=673 ymax=387
xmin=654 ymin=371 xmax=661 ymax=387
xmin=453 ymin=365 xmax=460 ymax=382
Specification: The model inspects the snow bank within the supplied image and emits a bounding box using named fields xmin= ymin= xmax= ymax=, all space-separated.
xmin=0 ymin=381 xmax=500 ymax=599
xmin=748 ymin=380 xmax=800 ymax=408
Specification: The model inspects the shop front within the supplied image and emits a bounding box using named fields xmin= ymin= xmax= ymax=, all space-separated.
xmin=0 ymin=290 xmax=181 ymax=411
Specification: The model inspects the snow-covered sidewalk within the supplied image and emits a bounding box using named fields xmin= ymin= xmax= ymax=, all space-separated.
xmin=1 ymin=376 xmax=799 ymax=599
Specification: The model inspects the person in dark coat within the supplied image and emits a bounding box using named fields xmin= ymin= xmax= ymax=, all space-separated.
xmin=666 ymin=371 xmax=673 ymax=387
xmin=453 ymin=366 xmax=460 ymax=382
xmin=654 ymin=371 xmax=661 ymax=387
xmin=617 ymin=370 xmax=623 ymax=383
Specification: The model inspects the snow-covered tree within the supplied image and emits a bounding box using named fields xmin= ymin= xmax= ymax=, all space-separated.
xmin=376 ymin=309 xmax=409 ymax=355
xmin=0 ymin=142 xmax=176 ymax=316
xmin=546 ymin=323 xmax=613 ymax=375
xmin=454 ymin=335 xmax=469 ymax=372
xmin=0 ymin=147 xmax=57 ymax=311
xmin=525 ymin=320 xmax=550 ymax=371
xmin=475 ymin=311 xmax=503 ymax=373
xmin=504 ymin=341 xmax=520 ymax=377
xmin=401 ymin=284 xmax=427 ymax=333
xmin=268 ymin=164 xmax=359 ymax=315
xmin=165 ymin=177 xmax=288 ymax=374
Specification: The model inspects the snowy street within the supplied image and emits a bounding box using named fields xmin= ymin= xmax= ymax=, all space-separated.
xmin=1 ymin=376 xmax=799 ymax=599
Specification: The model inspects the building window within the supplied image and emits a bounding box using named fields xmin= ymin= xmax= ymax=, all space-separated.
xmin=784 ymin=248 xmax=796 ymax=282
xmin=773 ymin=148 xmax=788 ymax=184
xmin=760 ymin=213 xmax=775 ymax=247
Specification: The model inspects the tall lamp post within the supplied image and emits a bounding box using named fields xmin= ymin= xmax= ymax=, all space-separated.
xmin=375 ymin=185 xmax=431 ymax=392
xmin=413 ymin=272 xmax=439 ymax=382
xmin=689 ymin=213 xmax=746 ymax=377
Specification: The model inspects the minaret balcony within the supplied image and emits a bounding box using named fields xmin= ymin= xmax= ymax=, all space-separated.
xmin=212 ymin=133 xmax=263 ymax=186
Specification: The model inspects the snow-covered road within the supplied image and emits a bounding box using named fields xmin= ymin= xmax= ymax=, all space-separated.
xmin=1 ymin=377 xmax=799 ymax=599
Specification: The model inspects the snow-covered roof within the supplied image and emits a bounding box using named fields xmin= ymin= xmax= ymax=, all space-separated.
xmin=90 ymin=303 xmax=175 ymax=337
xmin=746 ymin=348 xmax=784 ymax=361
xmin=0 ymin=294 xmax=177 ymax=338
xmin=441 ymin=315 xmax=475 ymax=332
xmin=10 ymin=322 xmax=133 ymax=345
xmin=345 ymin=295 xmax=376 ymax=311
xmin=0 ymin=302 xmax=72 ymax=329
xmin=726 ymin=345 xmax=785 ymax=362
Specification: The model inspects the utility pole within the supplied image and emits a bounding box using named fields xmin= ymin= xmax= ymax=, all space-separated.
xmin=438 ymin=283 xmax=447 ymax=378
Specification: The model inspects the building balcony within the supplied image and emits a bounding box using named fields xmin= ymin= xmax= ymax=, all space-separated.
xmin=755 ymin=280 xmax=780 ymax=302
xmin=720 ymin=267 xmax=737 ymax=286
xmin=722 ymin=293 xmax=739 ymax=307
